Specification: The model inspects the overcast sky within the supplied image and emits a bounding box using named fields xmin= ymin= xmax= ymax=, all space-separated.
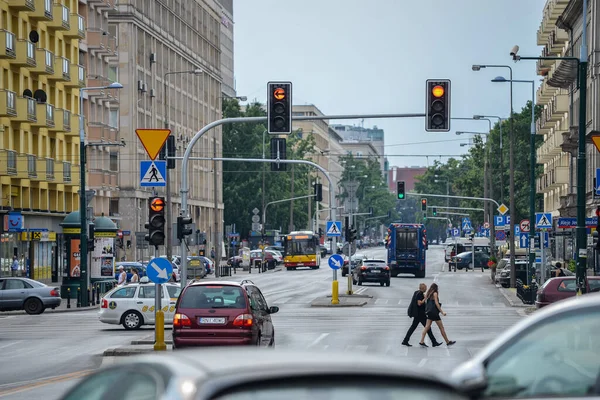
xmin=233 ymin=0 xmax=546 ymax=168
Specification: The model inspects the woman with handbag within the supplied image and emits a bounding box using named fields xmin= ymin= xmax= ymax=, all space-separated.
xmin=419 ymin=283 xmax=456 ymax=347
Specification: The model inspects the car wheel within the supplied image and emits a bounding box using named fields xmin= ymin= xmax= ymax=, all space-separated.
xmin=385 ymin=281 xmax=390 ymax=287
xmin=380 ymin=282 xmax=384 ymax=287
xmin=24 ymin=298 xmax=44 ymax=315
xmin=122 ymin=310 xmax=143 ymax=330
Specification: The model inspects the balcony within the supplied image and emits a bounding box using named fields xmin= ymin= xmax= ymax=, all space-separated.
xmin=63 ymin=162 xmax=72 ymax=183
xmin=0 ymin=90 xmax=17 ymax=117
xmin=48 ymin=56 xmax=70 ymax=82
xmin=88 ymin=122 xmax=106 ymax=141
xmin=67 ymin=113 xmax=80 ymax=136
xmin=12 ymin=96 xmax=36 ymax=122
xmin=548 ymin=27 xmax=568 ymax=53
xmin=45 ymin=158 xmax=55 ymax=180
xmin=89 ymin=0 xmax=116 ymax=11
xmin=30 ymin=0 xmax=53 ymax=21
xmin=64 ymin=14 xmax=85 ymax=39
xmin=32 ymin=103 xmax=55 ymax=128
xmin=31 ymin=49 xmax=54 ymax=75
xmin=47 ymin=4 xmax=70 ymax=31
xmin=14 ymin=154 xmax=37 ymax=179
xmin=49 ymin=108 xmax=71 ymax=132
xmin=0 ymin=30 xmax=16 ymax=59
xmin=64 ymin=64 xmax=85 ymax=88
xmin=0 ymin=150 xmax=17 ymax=176
xmin=7 ymin=0 xmax=34 ymax=11
xmin=536 ymin=78 xmax=558 ymax=105
xmin=548 ymin=93 xmax=569 ymax=120
xmin=35 ymin=157 xmax=54 ymax=180
xmin=537 ymin=0 xmax=569 ymax=44
xmin=10 ymin=39 xmax=36 ymax=67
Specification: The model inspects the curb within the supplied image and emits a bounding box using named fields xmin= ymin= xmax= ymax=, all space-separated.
xmin=130 ymin=339 xmax=173 ymax=345
xmin=103 ymin=346 xmax=171 ymax=356
xmin=215 ymin=267 xmax=282 ymax=279
xmin=326 ymin=294 xmax=373 ymax=299
xmin=497 ymin=286 xmax=530 ymax=308
xmin=310 ymin=299 xmax=368 ymax=307
xmin=2 ymin=305 xmax=99 ymax=316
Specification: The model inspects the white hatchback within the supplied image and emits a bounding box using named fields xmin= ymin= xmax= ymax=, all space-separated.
xmin=98 ymin=279 xmax=182 ymax=330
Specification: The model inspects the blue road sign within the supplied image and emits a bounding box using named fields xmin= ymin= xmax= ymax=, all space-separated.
xmin=496 ymin=230 xmax=506 ymax=241
xmin=596 ymin=168 xmax=600 ymax=196
xmin=483 ymin=228 xmax=490 ymax=237
xmin=494 ymin=215 xmax=504 ymax=227
xmin=7 ymin=212 xmax=23 ymax=232
xmin=535 ymin=212 xmax=553 ymax=229
xmin=326 ymin=221 xmax=342 ymax=237
xmin=328 ymin=254 xmax=344 ymax=270
xmin=514 ymin=226 xmax=521 ymax=236
xmin=519 ymin=232 xmax=529 ymax=249
xmin=451 ymin=228 xmax=460 ymax=237
xmin=140 ymin=160 xmax=167 ymax=187
xmin=461 ymin=217 xmax=472 ymax=231
xmin=535 ymin=232 xmax=550 ymax=249
xmin=146 ymin=257 xmax=173 ymax=284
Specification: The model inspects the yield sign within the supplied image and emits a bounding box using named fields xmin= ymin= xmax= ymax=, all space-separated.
xmin=591 ymin=134 xmax=600 ymax=153
xmin=135 ymin=129 xmax=171 ymax=160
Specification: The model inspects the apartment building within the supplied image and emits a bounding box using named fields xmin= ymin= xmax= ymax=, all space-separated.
xmin=331 ymin=124 xmax=386 ymax=177
xmin=0 ymin=0 xmax=85 ymax=279
xmin=387 ymin=166 xmax=428 ymax=193
xmin=108 ymin=0 xmax=224 ymax=261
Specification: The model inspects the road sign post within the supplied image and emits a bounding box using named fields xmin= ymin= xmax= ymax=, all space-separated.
xmin=147 ymin=253 xmax=172 ymax=352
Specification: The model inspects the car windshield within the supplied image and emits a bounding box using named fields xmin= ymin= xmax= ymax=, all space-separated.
xmin=179 ymin=285 xmax=247 ymax=309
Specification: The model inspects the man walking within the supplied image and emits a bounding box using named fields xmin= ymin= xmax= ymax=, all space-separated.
xmin=402 ymin=283 xmax=442 ymax=347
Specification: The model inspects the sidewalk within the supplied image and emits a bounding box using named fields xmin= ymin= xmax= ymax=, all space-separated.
xmin=1 ymin=302 xmax=99 ymax=316
xmin=497 ymin=285 xmax=531 ymax=308
xmin=211 ymin=265 xmax=282 ymax=280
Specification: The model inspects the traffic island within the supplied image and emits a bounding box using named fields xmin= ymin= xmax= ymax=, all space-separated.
xmin=103 ymin=344 xmax=172 ymax=356
xmin=310 ymin=296 xmax=368 ymax=307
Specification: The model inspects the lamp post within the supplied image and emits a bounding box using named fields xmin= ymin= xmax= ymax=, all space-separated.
xmin=163 ymin=69 xmax=203 ymax=260
xmin=79 ymin=82 xmax=123 ymax=307
xmin=472 ymin=64 xmax=516 ymax=288
xmin=491 ymin=77 xmax=537 ymax=286
xmin=474 ymin=115 xmax=505 ymax=203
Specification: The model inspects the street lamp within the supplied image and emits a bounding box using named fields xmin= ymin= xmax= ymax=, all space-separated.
xmin=79 ymin=82 xmax=123 ymax=307
xmin=474 ymin=114 xmax=505 ymax=203
xmin=492 ymin=76 xmax=537 ymax=286
xmin=163 ymin=69 xmax=203 ymax=261
xmin=472 ymin=63 xmax=517 ymax=288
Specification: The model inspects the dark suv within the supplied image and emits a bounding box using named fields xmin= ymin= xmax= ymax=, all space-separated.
xmin=352 ymin=259 xmax=391 ymax=286
xmin=172 ymin=279 xmax=278 ymax=348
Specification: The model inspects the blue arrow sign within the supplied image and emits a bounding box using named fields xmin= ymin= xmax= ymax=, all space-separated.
xmin=483 ymin=228 xmax=490 ymax=237
xmin=328 ymin=254 xmax=344 ymax=270
xmin=146 ymin=257 xmax=173 ymax=284
xmin=519 ymin=232 xmax=529 ymax=249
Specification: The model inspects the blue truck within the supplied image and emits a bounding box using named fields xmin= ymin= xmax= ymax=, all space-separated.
xmin=386 ymin=223 xmax=428 ymax=278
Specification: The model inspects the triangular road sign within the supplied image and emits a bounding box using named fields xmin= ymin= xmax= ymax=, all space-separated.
xmin=136 ymin=129 xmax=171 ymax=160
xmin=592 ymin=134 xmax=600 ymax=153
xmin=141 ymin=161 xmax=166 ymax=184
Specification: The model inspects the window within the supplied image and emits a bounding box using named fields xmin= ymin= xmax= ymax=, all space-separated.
xmin=4 ymin=279 xmax=32 ymax=290
xmin=179 ymin=285 xmax=246 ymax=309
xmin=110 ymin=287 xmax=136 ymax=298
xmin=483 ymin=309 xmax=600 ymax=398
xmin=589 ymin=280 xmax=600 ymax=293
xmin=109 ymin=110 xmax=118 ymax=128
xmin=138 ymin=286 xmax=156 ymax=299
xmin=395 ymin=231 xmax=418 ymax=249
xmin=62 ymin=369 xmax=162 ymax=400
xmin=557 ymin=279 xmax=577 ymax=292
xmin=166 ymin=286 xmax=181 ymax=299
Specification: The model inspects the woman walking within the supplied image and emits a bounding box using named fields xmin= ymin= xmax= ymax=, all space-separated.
xmin=419 ymin=283 xmax=456 ymax=347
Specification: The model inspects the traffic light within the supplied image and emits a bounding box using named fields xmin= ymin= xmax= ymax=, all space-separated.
xmin=177 ymin=215 xmax=193 ymax=241
xmin=421 ymin=198 xmax=427 ymax=211
xmin=159 ymin=135 xmax=176 ymax=169
xmin=313 ymin=183 xmax=323 ymax=202
xmin=348 ymin=226 xmax=357 ymax=242
xmin=396 ymin=181 xmax=405 ymax=199
xmin=270 ymin=137 xmax=287 ymax=171
xmin=425 ymin=79 xmax=451 ymax=132
xmin=88 ymin=223 xmax=95 ymax=251
xmin=145 ymin=196 xmax=166 ymax=246
xmin=432 ymin=207 xmax=437 ymax=216
xmin=267 ymin=81 xmax=292 ymax=134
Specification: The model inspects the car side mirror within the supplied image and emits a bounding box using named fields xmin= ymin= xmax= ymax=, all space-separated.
xmin=269 ymin=306 xmax=279 ymax=314
xmin=451 ymin=360 xmax=488 ymax=397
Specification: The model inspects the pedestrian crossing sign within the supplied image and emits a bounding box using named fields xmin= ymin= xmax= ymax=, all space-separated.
xmin=326 ymin=221 xmax=342 ymax=237
xmin=140 ymin=160 xmax=166 ymax=187
xmin=535 ymin=212 xmax=552 ymax=229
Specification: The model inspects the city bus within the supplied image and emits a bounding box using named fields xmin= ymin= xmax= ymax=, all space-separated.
xmin=282 ymin=231 xmax=321 ymax=270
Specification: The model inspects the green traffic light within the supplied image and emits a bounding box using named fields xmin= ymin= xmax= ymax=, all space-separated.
xmin=398 ymin=194 xmax=404 ymax=199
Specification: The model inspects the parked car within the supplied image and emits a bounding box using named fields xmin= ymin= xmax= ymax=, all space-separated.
xmin=352 ymin=259 xmax=391 ymax=287
xmin=58 ymin=348 xmax=469 ymax=400
xmin=319 ymin=244 xmax=328 ymax=258
xmin=172 ymin=279 xmax=278 ymax=348
xmin=449 ymin=251 xmax=490 ymax=271
xmin=445 ymin=243 xmax=467 ymax=262
xmin=0 ymin=277 xmax=61 ymax=314
xmin=535 ymin=276 xmax=600 ymax=308
xmin=451 ymin=294 xmax=600 ymax=399
xmin=497 ymin=260 xmax=531 ymax=287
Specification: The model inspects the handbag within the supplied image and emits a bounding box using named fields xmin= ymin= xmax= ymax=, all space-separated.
xmin=425 ymin=298 xmax=437 ymax=315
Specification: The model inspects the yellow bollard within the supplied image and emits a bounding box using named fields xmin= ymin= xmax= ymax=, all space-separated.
xmin=331 ymin=280 xmax=339 ymax=304
xmin=577 ymin=288 xmax=582 ymax=296
xmin=154 ymin=311 xmax=167 ymax=351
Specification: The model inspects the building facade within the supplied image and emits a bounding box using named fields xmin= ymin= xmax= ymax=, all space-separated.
xmin=216 ymin=0 xmax=234 ymax=98
xmin=387 ymin=166 xmax=428 ymax=193
xmin=0 ymin=0 xmax=85 ymax=280
xmin=108 ymin=0 xmax=224 ymax=261
xmin=331 ymin=124 xmax=386 ymax=175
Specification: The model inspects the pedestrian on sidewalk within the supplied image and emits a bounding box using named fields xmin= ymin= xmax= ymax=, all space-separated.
xmin=11 ymin=256 xmax=19 ymax=277
xmin=130 ymin=268 xmax=139 ymax=283
xmin=419 ymin=283 xmax=456 ymax=347
xmin=117 ymin=266 xmax=127 ymax=285
xmin=402 ymin=283 xmax=442 ymax=347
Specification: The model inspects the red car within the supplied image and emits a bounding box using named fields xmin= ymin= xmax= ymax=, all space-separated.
xmin=172 ymin=279 xmax=278 ymax=348
xmin=535 ymin=276 xmax=600 ymax=308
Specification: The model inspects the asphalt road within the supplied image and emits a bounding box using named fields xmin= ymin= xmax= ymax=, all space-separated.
xmin=0 ymin=244 xmax=525 ymax=399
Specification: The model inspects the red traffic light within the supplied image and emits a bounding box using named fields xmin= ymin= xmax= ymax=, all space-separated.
xmin=150 ymin=197 xmax=165 ymax=212
xmin=432 ymin=85 xmax=445 ymax=98
xmin=421 ymin=199 xmax=427 ymax=205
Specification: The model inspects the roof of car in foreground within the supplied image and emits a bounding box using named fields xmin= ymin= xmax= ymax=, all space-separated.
xmin=189 ymin=280 xmax=250 ymax=287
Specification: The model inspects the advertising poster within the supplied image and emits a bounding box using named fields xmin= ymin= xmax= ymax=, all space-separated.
xmin=70 ymin=239 xmax=81 ymax=277
xmin=91 ymin=237 xmax=115 ymax=279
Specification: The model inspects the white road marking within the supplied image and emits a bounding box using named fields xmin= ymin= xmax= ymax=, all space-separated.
xmin=417 ymin=358 xmax=428 ymax=368
xmin=0 ymin=340 xmax=21 ymax=350
xmin=307 ymin=333 xmax=329 ymax=348
xmin=375 ymin=299 xmax=389 ymax=304
xmin=433 ymin=274 xmax=439 ymax=283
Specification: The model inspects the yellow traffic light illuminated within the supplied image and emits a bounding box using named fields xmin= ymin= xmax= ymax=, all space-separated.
xmin=432 ymin=85 xmax=445 ymax=98
xmin=150 ymin=197 xmax=165 ymax=212
xmin=273 ymin=87 xmax=286 ymax=100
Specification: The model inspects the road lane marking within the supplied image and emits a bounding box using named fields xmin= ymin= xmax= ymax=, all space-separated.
xmin=433 ymin=273 xmax=439 ymax=282
xmin=375 ymin=299 xmax=388 ymax=304
xmin=0 ymin=341 xmax=21 ymax=350
xmin=307 ymin=333 xmax=329 ymax=348
xmin=0 ymin=369 xmax=93 ymax=398
xmin=417 ymin=358 xmax=428 ymax=368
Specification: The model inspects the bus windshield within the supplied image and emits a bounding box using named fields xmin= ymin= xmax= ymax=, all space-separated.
xmin=285 ymin=239 xmax=317 ymax=256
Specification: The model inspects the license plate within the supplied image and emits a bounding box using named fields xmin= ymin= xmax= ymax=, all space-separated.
xmin=199 ymin=317 xmax=225 ymax=324
xmin=369 ymin=270 xmax=380 ymax=273
xmin=297 ymin=263 xmax=304 ymax=266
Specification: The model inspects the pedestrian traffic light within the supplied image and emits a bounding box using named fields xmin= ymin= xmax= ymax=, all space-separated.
xmin=267 ymin=81 xmax=292 ymax=134
xmin=314 ymin=183 xmax=323 ymax=202
xmin=177 ymin=215 xmax=193 ymax=241
xmin=425 ymin=79 xmax=451 ymax=132
xmin=145 ymin=196 xmax=166 ymax=246
xmin=396 ymin=181 xmax=405 ymax=199
xmin=432 ymin=207 xmax=437 ymax=216
xmin=421 ymin=198 xmax=427 ymax=211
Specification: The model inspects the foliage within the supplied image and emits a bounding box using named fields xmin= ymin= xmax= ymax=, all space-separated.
xmin=222 ymin=98 xmax=316 ymax=238
xmin=413 ymin=102 xmax=543 ymax=237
